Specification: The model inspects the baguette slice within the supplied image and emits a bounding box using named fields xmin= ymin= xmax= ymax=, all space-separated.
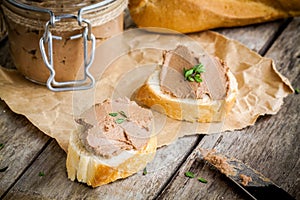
xmin=66 ymin=98 xmax=157 ymax=187
xmin=133 ymin=48 xmax=238 ymax=123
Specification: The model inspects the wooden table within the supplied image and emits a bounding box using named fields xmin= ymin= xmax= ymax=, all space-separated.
xmin=0 ymin=14 xmax=299 ymax=200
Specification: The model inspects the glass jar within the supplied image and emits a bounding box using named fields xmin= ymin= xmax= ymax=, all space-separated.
xmin=1 ymin=0 xmax=127 ymax=91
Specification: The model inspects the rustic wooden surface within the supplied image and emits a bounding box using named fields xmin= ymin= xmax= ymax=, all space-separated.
xmin=0 ymin=13 xmax=299 ymax=200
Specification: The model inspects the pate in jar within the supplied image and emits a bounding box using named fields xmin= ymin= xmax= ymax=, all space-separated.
xmin=1 ymin=0 xmax=127 ymax=91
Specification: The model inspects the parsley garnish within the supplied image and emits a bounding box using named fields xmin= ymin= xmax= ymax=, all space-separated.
xmin=109 ymin=111 xmax=128 ymax=124
xmin=295 ymin=88 xmax=299 ymax=94
xmin=198 ymin=177 xmax=208 ymax=183
xmin=185 ymin=171 xmax=208 ymax=184
xmin=0 ymin=143 xmax=4 ymax=150
xmin=185 ymin=171 xmax=195 ymax=178
xmin=184 ymin=63 xmax=205 ymax=83
xmin=109 ymin=112 xmax=118 ymax=117
xmin=143 ymin=167 xmax=147 ymax=175
xmin=119 ymin=111 xmax=127 ymax=118
xmin=115 ymin=118 xmax=125 ymax=124
xmin=39 ymin=171 xmax=45 ymax=176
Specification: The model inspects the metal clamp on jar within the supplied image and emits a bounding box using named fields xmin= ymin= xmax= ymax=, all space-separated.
xmin=1 ymin=0 xmax=127 ymax=91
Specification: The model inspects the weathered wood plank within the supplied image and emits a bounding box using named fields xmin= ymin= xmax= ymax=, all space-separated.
xmin=155 ymin=151 xmax=249 ymax=200
xmin=1 ymin=14 xmax=294 ymax=200
xmin=3 ymin=136 xmax=200 ymax=199
xmin=0 ymin=100 xmax=50 ymax=197
xmin=215 ymin=19 xmax=289 ymax=54
xmin=158 ymin=18 xmax=300 ymax=199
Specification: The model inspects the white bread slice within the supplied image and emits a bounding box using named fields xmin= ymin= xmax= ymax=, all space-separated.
xmin=66 ymin=129 xmax=156 ymax=187
xmin=66 ymin=98 xmax=157 ymax=187
xmin=133 ymin=67 xmax=238 ymax=123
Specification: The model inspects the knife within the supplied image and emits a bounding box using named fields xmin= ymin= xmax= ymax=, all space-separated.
xmin=197 ymin=150 xmax=295 ymax=200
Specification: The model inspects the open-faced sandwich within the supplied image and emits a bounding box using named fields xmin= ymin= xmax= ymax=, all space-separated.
xmin=133 ymin=45 xmax=238 ymax=122
xmin=66 ymin=97 xmax=157 ymax=187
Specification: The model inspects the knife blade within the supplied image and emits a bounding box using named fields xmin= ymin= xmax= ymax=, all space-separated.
xmin=197 ymin=150 xmax=295 ymax=200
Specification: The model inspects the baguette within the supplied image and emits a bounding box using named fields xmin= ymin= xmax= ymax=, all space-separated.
xmin=133 ymin=46 xmax=238 ymax=123
xmin=66 ymin=97 xmax=157 ymax=187
xmin=129 ymin=0 xmax=300 ymax=33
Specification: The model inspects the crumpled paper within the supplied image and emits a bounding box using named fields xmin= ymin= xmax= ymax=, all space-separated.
xmin=0 ymin=30 xmax=293 ymax=152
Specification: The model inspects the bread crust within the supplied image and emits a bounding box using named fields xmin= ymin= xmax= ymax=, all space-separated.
xmin=129 ymin=0 xmax=300 ymax=33
xmin=66 ymin=127 xmax=157 ymax=188
xmin=133 ymin=68 xmax=238 ymax=123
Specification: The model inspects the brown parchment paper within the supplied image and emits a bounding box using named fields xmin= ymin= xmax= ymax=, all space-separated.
xmin=0 ymin=30 xmax=294 ymax=152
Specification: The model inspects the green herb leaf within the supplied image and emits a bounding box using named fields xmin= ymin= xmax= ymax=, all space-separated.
xmin=109 ymin=112 xmax=118 ymax=117
xmin=115 ymin=118 xmax=125 ymax=124
xmin=143 ymin=167 xmax=147 ymax=175
xmin=183 ymin=68 xmax=187 ymax=74
xmin=0 ymin=166 xmax=8 ymax=172
xmin=194 ymin=64 xmax=205 ymax=73
xmin=184 ymin=69 xmax=194 ymax=79
xmin=198 ymin=177 xmax=208 ymax=183
xmin=119 ymin=111 xmax=127 ymax=118
xmin=295 ymin=88 xmax=300 ymax=94
xmin=187 ymin=76 xmax=195 ymax=82
xmin=185 ymin=171 xmax=195 ymax=178
xmin=184 ymin=63 xmax=205 ymax=82
xmin=194 ymin=74 xmax=203 ymax=83
xmin=0 ymin=143 xmax=4 ymax=150
xmin=39 ymin=171 xmax=45 ymax=176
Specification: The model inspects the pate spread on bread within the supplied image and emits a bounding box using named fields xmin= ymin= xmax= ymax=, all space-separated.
xmin=133 ymin=46 xmax=238 ymax=122
xmin=66 ymin=97 xmax=157 ymax=187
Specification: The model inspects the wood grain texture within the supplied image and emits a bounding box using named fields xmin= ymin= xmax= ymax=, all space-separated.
xmin=155 ymin=151 xmax=250 ymax=200
xmin=0 ymin=100 xmax=50 ymax=197
xmin=1 ymin=12 xmax=298 ymax=200
xmin=158 ymin=17 xmax=300 ymax=200
xmin=3 ymin=135 xmax=200 ymax=199
xmin=215 ymin=19 xmax=287 ymax=53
